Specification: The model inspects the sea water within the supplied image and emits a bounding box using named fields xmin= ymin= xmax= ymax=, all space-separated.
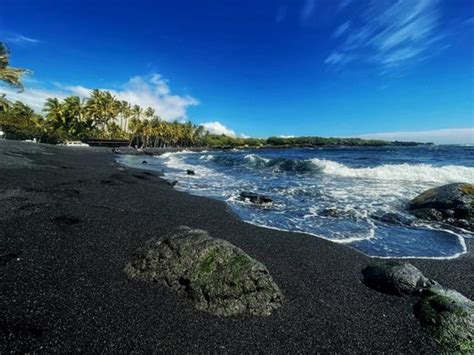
xmin=119 ymin=145 xmax=474 ymax=259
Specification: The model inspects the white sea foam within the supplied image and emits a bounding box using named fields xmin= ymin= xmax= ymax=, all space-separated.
xmin=244 ymin=154 xmax=270 ymax=164
xmin=199 ymin=154 xmax=215 ymax=160
xmin=310 ymin=159 xmax=474 ymax=184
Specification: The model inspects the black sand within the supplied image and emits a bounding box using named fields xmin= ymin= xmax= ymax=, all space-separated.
xmin=0 ymin=140 xmax=472 ymax=353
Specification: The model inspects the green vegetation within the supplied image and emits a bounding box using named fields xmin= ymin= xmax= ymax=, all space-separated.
xmin=0 ymin=43 xmax=29 ymax=91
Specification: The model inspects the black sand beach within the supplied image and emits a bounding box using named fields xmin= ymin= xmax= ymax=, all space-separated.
xmin=1 ymin=140 xmax=472 ymax=353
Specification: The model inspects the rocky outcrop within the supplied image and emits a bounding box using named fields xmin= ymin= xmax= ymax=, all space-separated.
xmin=362 ymin=261 xmax=473 ymax=352
xmin=409 ymin=183 xmax=474 ymax=231
xmin=362 ymin=261 xmax=431 ymax=296
xmin=414 ymin=285 xmax=474 ymax=353
xmin=186 ymin=169 xmax=195 ymax=175
xmin=124 ymin=226 xmax=283 ymax=316
xmin=239 ymin=191 xmax=273 ymax=205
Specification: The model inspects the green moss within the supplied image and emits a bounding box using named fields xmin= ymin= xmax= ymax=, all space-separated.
xmin=459 ymin=340 xmax=474 ymax=353
xmin=229 ymin=255 xmax=252 ymax=277
xmin=459 ymin=183 xmax=474 ymax=195
xmin=198 ymin=248 xmax=219 ymax=274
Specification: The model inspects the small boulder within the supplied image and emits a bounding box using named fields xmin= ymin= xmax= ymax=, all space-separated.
xmin=166 ymin=180 xmax=178 ymax=187
xmin=186 ymin=169 xmax=195 ymax=175
xmin=414 ymin=285 xmax=474 ymax=353
xmin=362 ymin=261 xmax=431 ymax=296
xmin=124 ymin=226 xmax=283 ymax=316
xmin=142 ymin=160 xmax=148 ymax=165
xmin=239 ymin=191 xmax=273 ymax=205
xmin=409 ymin=183 xmax=473 ymax=231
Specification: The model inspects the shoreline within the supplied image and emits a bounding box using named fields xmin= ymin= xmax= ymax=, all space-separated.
xmin=1 ymin=140 xmax=472 ymax=353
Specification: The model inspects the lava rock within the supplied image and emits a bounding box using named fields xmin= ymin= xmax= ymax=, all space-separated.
xmin=239 ymin=191 xmax=273 ymax=205
xmin=186 ymin=169 xmax=195 ymax=175
xmin=409 ymin=183 xmax=473 ymax=231
xmin=319 ymin=208 xmax=358 ymax=219
xmin=124 ymin=226 xmax=283 ymax=316
xmin=372 ymin=212 xmax=414 ymax=226
xmin=414 ymin=285 xmax=474 ymax=353
xmin=362 ymin=261 xmax=431 ymax=296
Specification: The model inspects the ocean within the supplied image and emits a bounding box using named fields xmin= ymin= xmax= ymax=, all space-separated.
xmin=119 ymin=145 xmax=474 ymax=259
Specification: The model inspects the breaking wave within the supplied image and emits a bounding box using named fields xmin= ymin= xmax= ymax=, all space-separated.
xmin=310 ymin=159 xmax=474 ymax=183
xmin=202 ymin=153 xmax=474 ymax=183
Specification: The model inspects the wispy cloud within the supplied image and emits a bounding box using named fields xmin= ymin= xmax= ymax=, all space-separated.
xmin=2 ymin=32 xmax=40 ymax=45
xmin=0 ymin=73 xmax=198 ymax=121
xmin=300 ymin=0 xmax=316 ymax=22
xmin=358 ymin=128 xmax=474 ymax=145
xmin=333 ymin=21 xmax=351 ymax=38
xmin=200 ymin=121 xmax=236 ymax=137
xmin=326 ymin=0 xmax=444 ymax=72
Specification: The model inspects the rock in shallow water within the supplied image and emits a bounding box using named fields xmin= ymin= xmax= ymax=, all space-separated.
xmin=239 ymin=191 xmax=273 ymax=205
xmin=409 ymin=183 xmax=474 ymax=231
xmin=414 ymin=285 xmax=474 ymax=353
xmin=124 ymin=226 xmax=283 ymax=316
xmin=362 ymin=261 xmax=431 ymax=296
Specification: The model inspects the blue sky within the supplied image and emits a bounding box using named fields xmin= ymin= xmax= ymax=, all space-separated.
xmin=1 ymin=0 xmax=473 ymax=143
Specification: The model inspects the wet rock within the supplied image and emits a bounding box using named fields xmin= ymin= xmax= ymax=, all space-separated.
xmin=166 ymin=180 xmax=178 ymax=187
xmin=239 ymin=191 xmax=273 ymax=205
xmin=124 ymin=226 xmax=283 ymax=316
xmin=414 ymin=285 xmax=474 ymax=353
xmin=186 ymin=169 xmax=195 ymax=175
xmin=372 ymin=212 xmax=414 ymax=226
xmin=409 ymin=183 xmax=473 ymax=231
xmin=142 ymin=160 xmax=148 ymax=164
xmin=319 ymin=208 xmax=357 ymax=219
xmin=362 ymin=261 xmax=431 ymax=296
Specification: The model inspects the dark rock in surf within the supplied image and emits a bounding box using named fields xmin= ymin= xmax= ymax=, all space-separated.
xmin=239 ymin=191 xmax=273 ymax=205
xmin=362 ymin=261 xmax=431 ymax=296
xmin=124 ymin=226 xmax=283 ymax=316
xmin=166 ymin=180 xmax=178 ymax=187
xmin=186 ymin=169 xmax=195 ymax=175
xmin=372 ymin=212 xmax=414 ymax=226
xmin=409 ymin=183 xmax=474 ymax=231
xmin=319 ymin=208 xmax=359 ymax=219
xmin=142 ymin=160 xmax=148 ymax=165
xmin=414 ymin=285 xmax=474 ymax=353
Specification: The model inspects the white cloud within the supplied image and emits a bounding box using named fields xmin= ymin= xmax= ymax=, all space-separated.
xmin=0 ymin=73 xmax=199 ymax=121
xmin=0 ymin=85 xmax=69 ymax=111
xmin=333 ymin=21 xmax=351 ymax=38
xmin=279 ymin=135 xmax=295 ymax=138
xmin=200 ymin=121 xmax=236 ymax=137
xmin=326 ymin=0 xmax=444 ymax=71
xmin=358 ymin=128 xmax=474 ymax=145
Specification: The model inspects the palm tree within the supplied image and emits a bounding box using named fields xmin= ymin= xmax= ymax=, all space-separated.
xmin=144 ymin=107 xmax=155 ymax=119
xmin=43 ymin=98 xmax=64 ymax=128
xmin=0 ymin=42 xmax=30 ymax=91
xmin=119 ymin=100 xmax=131 ymax=132
xmin=131 ymin=104 xmax=142 ymax=121
xmin=0 ymin=93 xmax=11 ymax=112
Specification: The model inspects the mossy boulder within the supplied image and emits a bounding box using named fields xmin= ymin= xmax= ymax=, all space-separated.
xmin=124 ymin=226 xmax=283 ymax=316
xmin=362 ymin=261 xmax=431 ymax=296
xmin=414 ymin=285 xmax=474 ymax=353
xmin=409 ymin=183 xmax=474 ymax=231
